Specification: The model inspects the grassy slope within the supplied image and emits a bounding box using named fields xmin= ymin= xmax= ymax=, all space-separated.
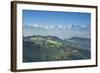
xmin=23 ymin=36 xmax=91 ymax=62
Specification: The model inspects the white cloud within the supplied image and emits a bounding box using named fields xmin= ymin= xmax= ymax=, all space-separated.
xmin=33 ymin=24 xmax=39 ymax=27
xmin=58 ymin=25 xmax=62 ymax=28
xmin=44 ymin=25 xmax=55 ymax=29
xmin=45 ymin=26 xmax=49 ymax=29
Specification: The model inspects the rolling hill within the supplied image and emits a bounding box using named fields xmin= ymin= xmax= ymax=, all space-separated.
xmin=23 ymin=35 xmax=91 ymax=62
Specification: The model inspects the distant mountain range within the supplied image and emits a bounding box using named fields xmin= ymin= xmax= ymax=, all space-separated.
xmin=25 ymin=24 xmax=90 ymax=29
xmin=23 ymin=24 xmax=90 ymax=39
xmin=66 ymin=37 xmax=91 ymax=50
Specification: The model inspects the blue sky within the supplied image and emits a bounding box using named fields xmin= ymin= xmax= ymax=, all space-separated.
xmin=23 ymin=10 xmax=91 ymax=27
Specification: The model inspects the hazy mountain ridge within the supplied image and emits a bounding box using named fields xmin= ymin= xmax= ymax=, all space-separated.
xmin=66 ymin=37 xmax=91 ymax=50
